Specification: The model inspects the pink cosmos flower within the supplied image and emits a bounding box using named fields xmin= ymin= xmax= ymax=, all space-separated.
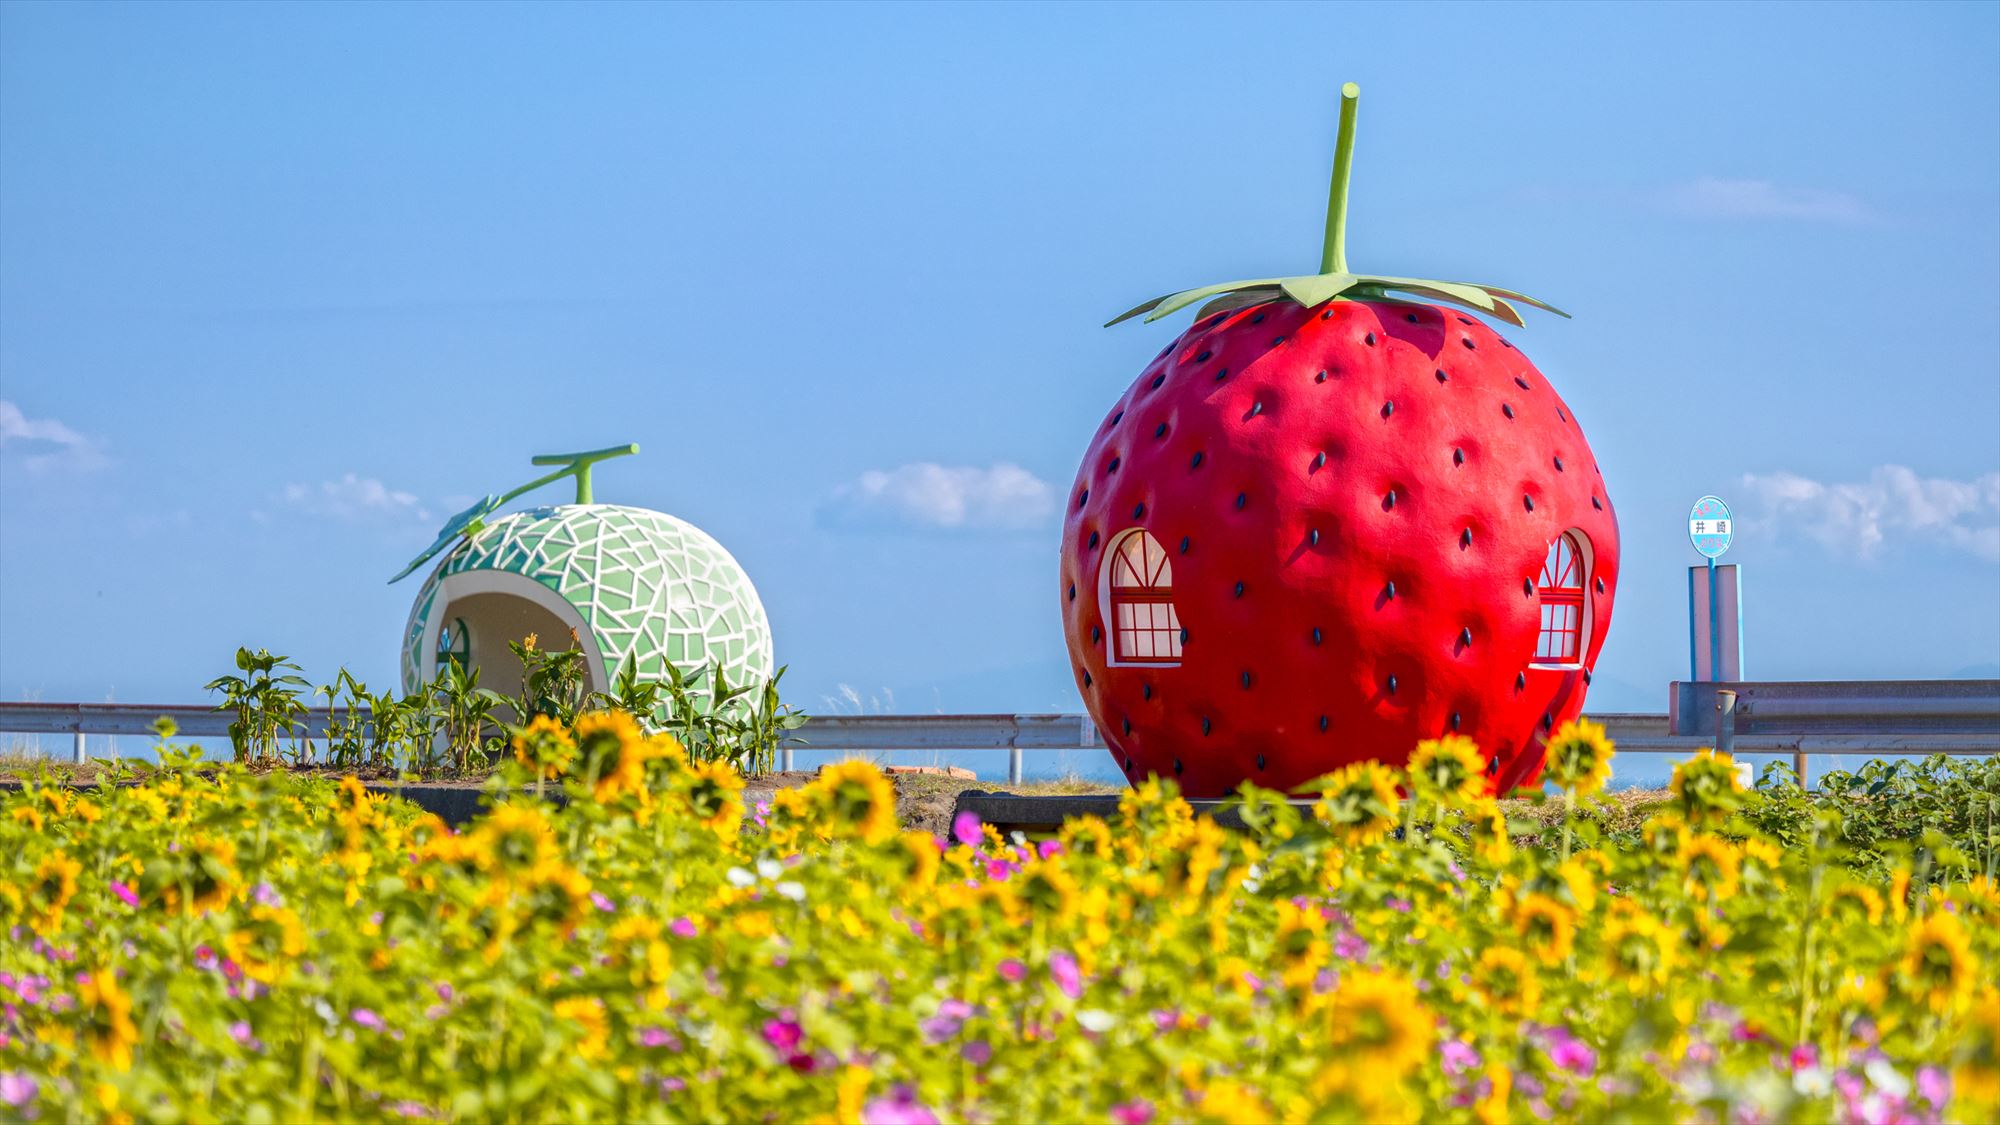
xmin=352 ymin=1008 xmax=385 ymax=1032
xmin=1049 ymin=950 xmax=1082 ymax=999
xmin=1111 ymin=1100 xmax=1155 ymax=1125
xmin=1036 ymin=839 xmax=1064 ymax=859
xmin=761 ymin=1018 xmax=803 ymax=1053
xmin=590 ymin=892 xmax=616 ymax=913
xmin=997 ymin=959 xmax=1026 ymax=983
xmin=1441 ymin=1039 xmax=1481 ymax=1077
xmin=961 ymin=1040 xmax=991 ymax=1066
xmin=110 ymin=882 xmax=139 ymax=908
xmin=670 ymin=917 xmax=698 ymax=939
xmin=0 ymin=1073 xmax=36 ymax=1107
xmin=952 ymin=811 xmax=983 ymax=848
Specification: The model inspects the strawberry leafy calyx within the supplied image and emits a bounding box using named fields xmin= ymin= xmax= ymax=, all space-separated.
xmin=1107 ymin=82 xmax=1567 ymax=332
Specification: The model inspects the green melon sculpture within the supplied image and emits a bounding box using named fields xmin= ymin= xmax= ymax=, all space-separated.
xmin=391 ymin=445 xmax=774 ymax=705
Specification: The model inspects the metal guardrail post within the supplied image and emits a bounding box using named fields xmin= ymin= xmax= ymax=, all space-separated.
xmin=781 ymin=745 xmax=794 ymax=773
xmin=1794 ymin=746 xmax=1809 ymax=789
xmin=74 ymin=731 xmax=86 ymax=765
xmin=1716 ymin=690 xmax=1737 ymax=760
xmin=1009 ymin=744 xmax=1023 ymax=786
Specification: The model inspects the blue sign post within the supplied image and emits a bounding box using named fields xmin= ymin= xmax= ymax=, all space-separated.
xmin=1688 ymin=496 xmax=1733 ymax=682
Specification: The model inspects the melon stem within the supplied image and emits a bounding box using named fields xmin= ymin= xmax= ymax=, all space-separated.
xmin=1319 ymin=82 xmax=1361 ymax=276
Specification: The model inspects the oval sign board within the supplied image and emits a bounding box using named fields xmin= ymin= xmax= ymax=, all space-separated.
xmin=1688 ymin=495 xmax=1733 ymax=559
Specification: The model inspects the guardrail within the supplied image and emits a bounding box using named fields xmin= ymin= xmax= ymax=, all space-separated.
xmin=3 ymin=680 xmax=1995 ymax=785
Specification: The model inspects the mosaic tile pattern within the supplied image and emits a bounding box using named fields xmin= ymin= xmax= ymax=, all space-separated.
xmin=401 ymin=504 xmax=773 ymax=698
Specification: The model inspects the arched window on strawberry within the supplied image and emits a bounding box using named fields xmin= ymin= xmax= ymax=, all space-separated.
xmin=1103 ymin=529 xmax=1182 ymax=666
xmin=1532 ymin=532 xmax=1591 ymax=666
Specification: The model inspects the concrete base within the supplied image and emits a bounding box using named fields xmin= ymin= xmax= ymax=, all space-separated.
xmin=949 ymin=790 xmax=1318 ymax=836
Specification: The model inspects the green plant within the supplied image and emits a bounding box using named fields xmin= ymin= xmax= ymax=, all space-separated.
xmin=315 ymin=669 xmax=370 ymax=769
xmin=653 ymin=661 xmax=806 ymax=775
xmin=203 ymin=647 xmax=310 ymax=764
xmin=430 ymin=659 xmax=506 ymax=774
xmin=586 ymin=655 xmax=670 ymax=722
xmin=508 ymin=633 xmax=589 ymax=726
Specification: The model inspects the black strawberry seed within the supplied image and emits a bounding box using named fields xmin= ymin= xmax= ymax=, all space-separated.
xmin=1240 ymin=671 xmax=1251 ymax=689
xmin=1543 ymin=713 xmax=1554 ymax=731
xmin=1077 ymin=490 xmax=1089 ymax=509
xmin=1516 ymin=672 xmax=1527 ymax=690
xmin=1451 ymin=712 xmax=1462 ymax=730
xmin=1364 ymin=332 xmax=1376 ymax=346
xmin=1233 ymin=581 xmax=1245 ymax=598
xmin=1142 ymin=683 xmax=1151 ymax=700
xmin=1122 ymin=718 xmax=1131 ymax=736
xmin=1435 ymin=369 xmax=1448 ymax=383
xmin=1179 ymin=536 xmax=1190 ymax=554
xmin=1554 ymin=456 xmax=1565 ymax=472
xmin=1108 ymin=457 xmax=1120 ymax=472
xmin=1584 ymin=669 xmax=1593 ymax=685
xmin=1387 ymin=675 xmax=1398 ymax=694
xmin=1309 ymin=528 xmax=1320 ymax=546
xmin=1256 ymin=754 xmax=1266 ymax=770
xmin=1201 ymin=717 xmax=1211 ymax=735
xmin=1384 ymin=581 xmax=1396 ymax=600
xmin=1456 ymin=316 xmax=1473 ymax=325
xmin=1591 ymin=495 xmax=1602 ymax=510
xmin=1459 ymin=627 xmax=1473 ymax=647
xmin=1179 ymin=627 xmax=1190 ymax=645
xmin=1214 ymin=368 xmax=1230 ymax=382
xmin=1082 ymin=671 xmax=1091 ymax=687
xmin=1132 ymin=503 xmax=1145 ymax=519
xmin=1248 ymin=401 xmax=1263 ymax=417
xmin=1154 ymin=423 xmax=1167 ymax=438
xmin=1150 ymin=373 xmax=1164 ymax=389
xmin=1461 ymin=337 xmax=1476 ymax=350
xmin=1460 ymin=528 xmax=1473 ymax=548
xmin=1111 ymin=411 xmax=1123 ymax=426
xmin=1384 ymin=490 xmax=1397 ymax=509
xmin=1314 ymin=371 xmax=1327 ymax=384
xmin=1311 ymin=626 xmax=1322 ymax=645
xmin=1270 ymin=336 xmax=1285 ymax=346
xmin=1251 ymin=312 xmax=1265 ymax=324
xmin=1088 ymin=530 xmax=1099 ymax=549
xmin=1190 ymin=452 xmax=1205 ymax=469
xmin=1196 ymin=351 xmax=1212 ymax=362
xmin=1318 ymin=715 xmax=1329 ymax=732
xmin=1595 ymin=577 xmax=1606 ymax=594
xmin=1453 ymin=448 xmax=1465 ymax=466
xmin=1312 ymin=451 xmax=1326 ymax=471
xmin=1405 ymin=313 xmax=1419 ymax=323
xmin=1524 ymin=494 xmax=1535 ymax=512
xmin=1503 ymin=404 xmax=1515 ymax=419
xmin=1515 ymin=376 xmax=1531 ymax=390
xmin=1381 ymin=401 xmax=1394 ymax=418
xmin=1067 ymin=582 xmax=1076 ymax=601
xmin=1174 ymin=759 xmax=1183 ymax=775
xmin=1235 ymin=492 xmax=1247 ymax=510
xmin=1091 ymin=626 xmax=1101 ymax=643
xmin=1558 ymin=407 xmax=1569 ymax=422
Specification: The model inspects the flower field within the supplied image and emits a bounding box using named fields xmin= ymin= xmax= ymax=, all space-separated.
xmin=3 ymin=716 xmax=1997 ymax=1123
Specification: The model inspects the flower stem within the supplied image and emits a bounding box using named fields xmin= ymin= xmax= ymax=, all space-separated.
xmin=1319 ymin=82 xmax=1361 ymax=275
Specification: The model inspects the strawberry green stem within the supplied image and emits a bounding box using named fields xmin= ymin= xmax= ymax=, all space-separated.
xmin=1318 ymin=82 xmax=1361 ymax=275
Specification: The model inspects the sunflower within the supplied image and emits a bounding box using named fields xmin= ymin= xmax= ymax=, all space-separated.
xmin=471 ymin=804 xmax=563 ymax=877
xmin=811 ymin=760 xmax=898 ymax=845
xmin=1544 ymin=718 xmax=1615 ymax=796
xmin=894 ymin=832 xmax=942 ymax=897
xmin=574 ymin=710 xmax=660 ymax=802
xmin=680 ymin=759 xmax=746 ymax=840
xmin=78 ymin=968 xmax=140 ymax=1071
xmin=1463 ymin=799 xmax=1514 ymax=866
xmin=1509 ymin=892 xmax=1576 ymax=963
xmin=1057 ymin=817 xmax=1115 ymax=860
xmin=1902 ymin=910 xmax=1976 ymax=1016
xmin=1676 ymin=832 xmax=1742 ymax=903
xmin=1273 ymin=900 xmax=1331 ymax=991
xmin=223 ymin=904 xmax=308 ymax=985
xmin=1474 ymin=946 xmax=1542 ymax=1016
xmin=1323 ymin=969 xmax=1436 ymax=1076
xmin=1826 ymin=882 xmax=1886 ymax=927
xmin=1406 ymin=734 xmax=1487 ymax=807
xmin=1601 ymin=909 xmax=1677 ymax=994
xmin=158 ymin=834 xmax=238 ymax=916
xmin=553 ymin=996 xmax=611 ymax=1061
xmin=28 ymin=851 xmax=81 ymax=937
xmin=1118 ymin=777 xmax=1196 ymax=851
xmin=1311 ymin=762 xmax=1402 ymax=848
xmin=511 ymin=714 xmax=577 ymax=781
xmin=1669 ymin=748 xmax=1745 ymax=826
xmin=1015 ymin=857 xmax=1080 ymax=920
xmin=1955 ymin=988 xmax=2000 ymax=1111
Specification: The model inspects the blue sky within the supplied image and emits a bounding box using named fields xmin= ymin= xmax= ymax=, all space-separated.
xmin=3 ymin=2 xmax=1997 ymax=751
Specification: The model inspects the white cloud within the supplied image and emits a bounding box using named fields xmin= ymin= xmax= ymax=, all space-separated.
xmin=1660 ymin=177 xmax=1872 ymax=224
xmin=822 ymin=462 xmax=1056 ymax=532
xmin=0 ymin=399 xmax=109 ymax=473
xmin=1739 ymin=466 xmax=2000 ymax=562
xmin=281 ymin=473 xmax=431 ymax=522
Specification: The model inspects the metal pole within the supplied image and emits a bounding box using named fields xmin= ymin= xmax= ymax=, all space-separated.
xmin=1793 ymin=747 xmax=1809 ymax=790
xmin=781 ymin=745 xmax=794 ymax=773
xmin=74 ymin=731 xmax=86 ymax=765
xmin=1716 ymin=689 xmax=1737 ymax=759
xmin=1008 ymin=744 xmax=1023 ymax=786
xmin=1707 ymin=556 xmax=1721 ymax=682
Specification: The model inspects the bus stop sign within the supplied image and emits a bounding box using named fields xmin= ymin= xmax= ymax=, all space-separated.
xmin=1688 ymin=495 xmax=1733 ymax=559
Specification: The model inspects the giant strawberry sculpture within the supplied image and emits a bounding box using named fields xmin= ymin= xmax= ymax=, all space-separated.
xmin=1062 ymin=84 xmax=1617 ymax=798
